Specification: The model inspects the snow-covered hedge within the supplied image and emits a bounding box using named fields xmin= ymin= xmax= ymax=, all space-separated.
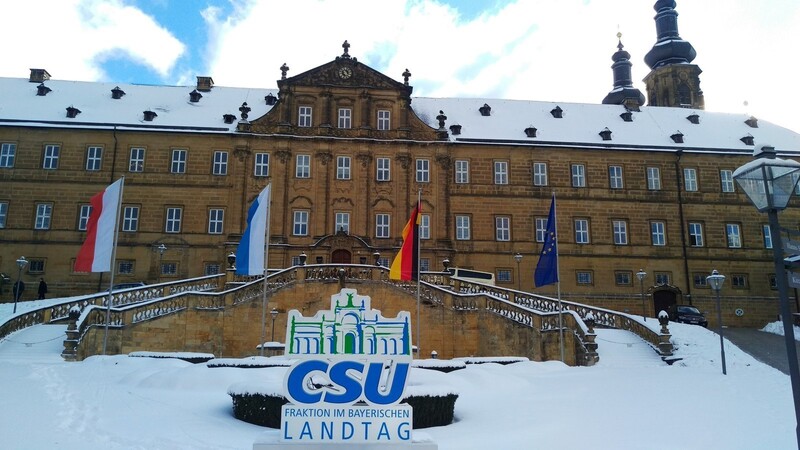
xmin=207 ymin=356 xmax=294 ymax=369
xmin=454 ymin=356 xmax=528 ymax=365
xmin=411 ymin=358 xmax=466 ymax=373
xmin=128 ymin=351 xmax=215 ymax=364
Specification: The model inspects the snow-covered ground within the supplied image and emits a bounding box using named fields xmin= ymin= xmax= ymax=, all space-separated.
xmin=762 ymin=320 xmax=800 ymax=341
xmin=0 ymin=317 xmax=796 ymax=450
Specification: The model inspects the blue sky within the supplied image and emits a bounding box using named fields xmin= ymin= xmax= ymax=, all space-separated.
xmin=2 ymin=0 xmax=800 ymax=132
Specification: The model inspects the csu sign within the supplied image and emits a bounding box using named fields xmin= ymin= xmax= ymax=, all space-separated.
xmin=280 ymin=288 xmax=414 ymax=445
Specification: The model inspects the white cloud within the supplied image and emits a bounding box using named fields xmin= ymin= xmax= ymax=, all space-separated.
xmin=0 ymin=0 xmax=184 ymax=81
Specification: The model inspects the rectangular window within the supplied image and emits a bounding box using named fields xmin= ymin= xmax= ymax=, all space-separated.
xmin=612 ymin=220 xmax=628 ymax=245
xmin=689 ymin=222 xmax=704 ymax=247
xmin=337 ymin=156 xmax=351 ymax=180
xmin=78 ymin=204 xmax=92 ymax=231
xmin=763 ymin=224 xmax=773 ymax=249
xmin=376 ymin=213 xmax=390 ymax=238
xmin=0 ymin=202 xmax=7 ymax=228
xmin=731 ymin=274 xmax=748 ymax=289
xmin=129 ymin=147 xmax=145 ymax=172
xmin=576 ymin=271 xmax=593 ymax=285
xmin=35 ymin=203 xmax=52 ymax=230
xmin=615 ymin=271 xmax=632 ymax=286
xmin=647 ymin=167 xmax=661 ymax=190
xmin=456 ymin=215 xmax=471 ymax=240
xmin=535 ymin=217 xmax=548 ymax=243
xmin=651 ymin=221 xmax=666 ymax=246
xmin=335 ymin=212 xmax=350 ymax=233
xmin=494 ymin=161 xmax=508 ymax=185
xmin=291 ymin=256 xmax=302 ymax=266
xmin=376 ymin=157 xmax=390 ymax=181
xmin=720 ymin=169 xmax=735 ymax=193
xmin=293 ymin=210 xmax=309 ymax=236
xmin=533 ymin=162 xmax=548 ymax=186
xmin=86 ymin=146 xmax=103 ymax=171
xmin=118 ymin=260 xmax=134 ymax=275
xmin=455 ymin=160 xmax=469 ymax=184
xmin=208 ymin=208 xmax=224 ymax=234
xmin=417 ymin=258 xmax=429 ymax=272
xmin=655 ymin=272 xmax=671 ymax=285
xmin=205 ymin=263 xmax=221 ymax=275
xmin=571 ymin=164 xmax=585 ymax=188
xmin=28 ymin=259 xmax=45 ymax=273
xmin=122 ymin=206 xmax=139 ymax=232
xmin=420 ymin=214 xmax=430 ymax=240
xmin=213 ymin=151 xmax=228 ymax=175
xmin=255 ymin=153 xmax=270 ymax=177
xmin=165 ymin=207 xmax=182 ymax=233
xmin=609 ymin=166 xmax=623 ymax=189
xmin=575 ymin=219 xmax=590 ymax=244
xmin=298 ymin=106 xmax=312 ymax=127
xmin=0 ymin=143 xmax=16 ymax=168
xmin=684 ymin=168 xmax=698 ymax=192
xmin=338 ymin=108 xmax=352 ymax=129
xmin=416 ymin=159 xmax=430 ymax=183
xmin=377 ymin=110 xmax=391 ymax=130
xmin=43 ymin=144 xmax=60 ymax=170
xmin=496 ymin=216 xmax=511 ymax=241
xmin=171 ymin=149 xmax=187 ymax=174
xmin=726 ymin=223 xmax=742 ymax=248
xmin=694 ymin=273 xmax=708 ymax=288
xmin=161 ymin=262 xmax=178 ymax=276
xmin=296 ymin=154 xmax=311 ymax=178
xmin=497 ymin=269 xmax=512 ymax=283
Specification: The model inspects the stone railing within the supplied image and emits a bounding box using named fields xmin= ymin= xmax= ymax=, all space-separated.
xmin=1 ymin=274 xmax=223 ymax=343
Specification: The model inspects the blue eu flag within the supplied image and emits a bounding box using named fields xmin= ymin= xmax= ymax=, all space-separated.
xmin=535 ymin=195 xmax=559 ymax=287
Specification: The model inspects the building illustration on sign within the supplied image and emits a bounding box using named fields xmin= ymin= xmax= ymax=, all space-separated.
xmin=285 ymin=288 xmax=412 ymax=359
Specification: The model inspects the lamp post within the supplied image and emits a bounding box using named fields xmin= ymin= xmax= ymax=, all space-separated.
xmin=707 ymin=269 xmax=727 ymax=375
xmin=270 ymin=308 xmax=279 ymax=341
xmin=636 ymin=269 xmax=647 ymax=321
xmin=734 ymin=144 xmax=800 ymax=448
xmin=157 ymin=244 xmax=167 ymax=283
xmin=514 ymin=253 xmax=523 ymax=290
xmin=227 ymin=252 xmax=236 ymax=271
xmin=13 ymin=256 xmax=28 ymax=314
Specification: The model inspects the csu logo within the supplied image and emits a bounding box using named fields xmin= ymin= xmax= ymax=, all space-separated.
xmin=282 ymin=288 xmax=413 ymax=407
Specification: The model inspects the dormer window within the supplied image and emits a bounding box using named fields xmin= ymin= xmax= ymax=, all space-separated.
xmin=550 ymin=106 xmax=563 ymax=118
xmin=66 ymin=106 xmax=81 ymax=118
xmin=599 ymin=128 xmax=612 ymax=141
xmin=671 ymin=131 xmax=684 ymax=144
xmin=143 ymin=110 xmax=158 ymax=121
xmin=189 ymin=90 xmax=203 ymax=103
xmin=36 ymin=83 xmax=51 ymax=96
xmin=449 ymin=124 xmax=462 ymax=135
xmin=479 ymin=103 xmax=491 ymax=116
xmin=111 ymin=86 xmax=126 ymax=99
xmin=524 ymin=126 xmax=537 ymax=138
xmin=223 ymin=114 xmax=236 ymax=124
xmin=686 ymin=113 xmax=700 ymax=124
xmin=265 ymin=93 xmax=277 ymax=106
xmin=745 ymin=116 xmax=759 ymax=128
xmin=740 ymin=134 xmax=755 ymax=146
xmin=620 ymin=111 xmax=633 ymax=122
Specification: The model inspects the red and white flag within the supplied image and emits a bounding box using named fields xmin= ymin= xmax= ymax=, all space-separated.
xmin=74 ymin=179 xmax=123 ymax=273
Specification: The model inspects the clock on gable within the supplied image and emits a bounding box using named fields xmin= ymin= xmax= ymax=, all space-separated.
xmin=338 ymin=67 xmax=353 ymax=79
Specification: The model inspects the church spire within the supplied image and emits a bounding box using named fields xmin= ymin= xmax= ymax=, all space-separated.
xmin=602 ymin=33 xmax=645 ymax=111
xmin=643 ymin=0 xmax=704 ymax=109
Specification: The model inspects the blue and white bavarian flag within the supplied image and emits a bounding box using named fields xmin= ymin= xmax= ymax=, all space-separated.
xmin=236 ymin=185 xmax=271 ymax=275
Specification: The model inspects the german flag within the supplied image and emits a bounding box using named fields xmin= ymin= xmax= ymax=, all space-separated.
xmin=389 ymin=203 xmax=421 ymax=281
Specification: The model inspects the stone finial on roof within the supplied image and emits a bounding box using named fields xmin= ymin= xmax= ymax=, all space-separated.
xmin=402 ymin=68 xmax=411 ymax=86
xmin=239 ymin=102 xmax=251 ymax=120
xmin=280 ymin=63 xmax=289 ymax=80
xmin=341 ymin=40 xmax=351 ymax=59
xmin=436 ymin=110 xmax=447 ymax=129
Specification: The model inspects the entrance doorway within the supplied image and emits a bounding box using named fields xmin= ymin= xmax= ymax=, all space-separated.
xmin=653 ymin=289 xmax=678 ymax=316
xmin=331 ymin=249 xmax=351 ymax=264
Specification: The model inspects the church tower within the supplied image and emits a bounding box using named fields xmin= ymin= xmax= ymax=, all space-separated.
xmin=643 ymin=0 xmax=704 ymax=109
xmin=602 ymin=33 xmax=645 ymax=111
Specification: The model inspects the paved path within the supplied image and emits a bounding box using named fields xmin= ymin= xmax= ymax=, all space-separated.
xmin=724 ymin=327 xmax=800 ymax=375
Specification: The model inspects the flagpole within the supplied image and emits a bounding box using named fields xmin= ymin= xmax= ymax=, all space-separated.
xmin=102 ymin=177 xmax=124 ymax=355
xmin=554 ymin=192 xmax=564 ymax=363
xmin=259 ymin=185 xmax=272 ymax=357
xmin=416 ymin=189 xmax=421 ymax=359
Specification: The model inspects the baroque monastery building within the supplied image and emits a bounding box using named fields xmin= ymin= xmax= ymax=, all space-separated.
xmin=2 ymin=1 xmax=799 ymax=326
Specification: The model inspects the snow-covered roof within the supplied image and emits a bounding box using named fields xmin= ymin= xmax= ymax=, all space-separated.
xmin=0 ymin=77 xmax=276 ymax=133
xmin=2 ymin=75 xmax=799 ymax=154
xmin=412 ymin=97 xmax=800 ymax=154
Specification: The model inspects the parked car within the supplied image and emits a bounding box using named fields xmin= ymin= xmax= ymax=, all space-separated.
xmin=667 ymin=305 xmax=708 ymax=327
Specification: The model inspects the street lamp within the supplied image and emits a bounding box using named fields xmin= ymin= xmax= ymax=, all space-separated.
xmin=636 ymin=269 xmax=647 ymax=321
xmin=13 ymin=256 xmax=28 ymax=314
xmin=707 ymin=269 xmax=727 ymax=375
xmin=157 ymin=244 xmax=167 ymax=283
xmin=514 ymin=253 xmax=523 ymax=290
xmin=270 ymin=308 xmax=279 ymax=341
xmin=734 ymin=144 xmax=800 ymax=448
